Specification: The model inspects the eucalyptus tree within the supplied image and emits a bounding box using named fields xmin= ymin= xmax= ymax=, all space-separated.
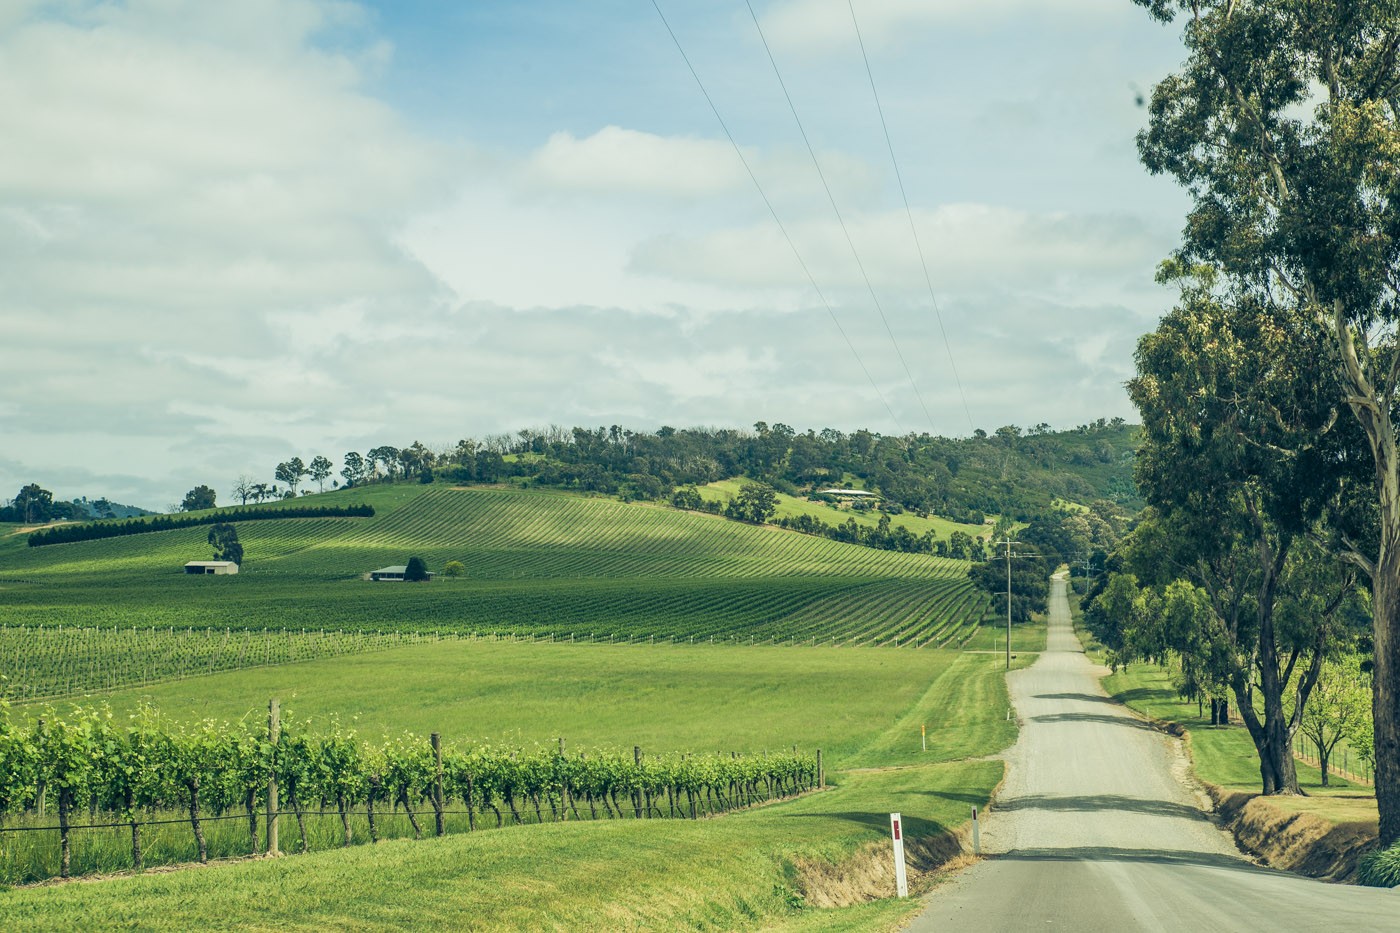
xmin=274 ymin=457 xmax=307 ymax=496
xmin=308 ymin=456 xmax=333 ymax=493
xmin=1135 ymin=0 xmax=1400 ymax=842
xmin=1122 ymin=285 xmax=1362 ymax=794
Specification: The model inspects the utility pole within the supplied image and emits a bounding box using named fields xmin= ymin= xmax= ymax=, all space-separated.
xmin=995 ymin=538 xmax=1012 ymax=670
xmin=994 ymin=538 xmax=1035 ymax=671
xmin=1004 ymin=538 xmax=1011 ymax=670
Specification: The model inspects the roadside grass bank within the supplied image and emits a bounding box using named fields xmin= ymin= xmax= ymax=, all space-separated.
xmin=958 ymin=615 xmax=1047 ymax=654
xmin=1101 ymin=662 xmax=1380 ymax=882
xmin=3 ymin=648 xmax=1021 ymax=928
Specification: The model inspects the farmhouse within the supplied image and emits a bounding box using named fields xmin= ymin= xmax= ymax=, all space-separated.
xmin=369 ymin=565 xmax=435 ymax=582
xmin=183 ymin=561 xmax=239 ymax=575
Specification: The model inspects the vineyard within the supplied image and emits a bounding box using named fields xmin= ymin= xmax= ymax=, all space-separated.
xmin=0 ymin=486 xmax=993 ymax=664
xmin=0 ymin=705 xmax=817 ymax=884
xmin=0 ymin=625 xmax=459 ymax=703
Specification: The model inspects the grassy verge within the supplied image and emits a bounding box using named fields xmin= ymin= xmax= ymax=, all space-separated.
xmin=1101 ymin=663 xmax=1376 ymax=825
xmin=958 ymin=615 xmax=1047 ymax=654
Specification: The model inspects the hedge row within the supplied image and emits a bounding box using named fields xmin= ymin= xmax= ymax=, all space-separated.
xmin=27 ymin=504 xmax=375 ymax=547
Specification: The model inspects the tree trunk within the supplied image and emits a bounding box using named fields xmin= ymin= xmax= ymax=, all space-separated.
xmin=1371 ymin=546 xmax=1400 ymax=846
xmin=245 ymin=788 xmax=260 ymax=854
xmin=367 ymin=776 xmax=381 ymax=843
xmin=288 ymin=785 xmax=308 ymax=854
xmin=127 ymin=787 xmax=143 ymax=871
xmin=186 ymin=780 xmax=208 ymax=863
xmin=58 ymin=787 xmax=72 ymax=879
xmin=336 ymin=793 xmax=351 ymax=847
xmin=1334 ymin=306 xmax=1400 ymax=846
xmin=1317 ymin=739 xmax=1331 ymax=788
xmin=399 ymin=791 xmax=422 ymax=839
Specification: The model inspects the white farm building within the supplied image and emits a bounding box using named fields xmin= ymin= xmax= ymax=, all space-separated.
xmin=184 ymin=561 xmax=239 ymax=575
xmin=369 ymin=565 xmax=435 ymax=582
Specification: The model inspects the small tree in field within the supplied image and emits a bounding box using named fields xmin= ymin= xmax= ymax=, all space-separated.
xmin=208 ymin=523 xmax=243 ymax=565
xmin=726 ymin=482 xmax=777 ymax=524
xmin=404 ymin=556 xmax=430 ymax=582
xmin=1300 ymin=654 xmax=1371 ymax=787
xmin=443 ymin=560 xmax=465 ymax=577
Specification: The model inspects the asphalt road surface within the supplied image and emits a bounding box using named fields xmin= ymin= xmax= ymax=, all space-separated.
xmin=907 ymin=574 xmax=1398 ymax=932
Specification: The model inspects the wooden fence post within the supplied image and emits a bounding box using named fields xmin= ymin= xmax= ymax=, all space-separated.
xmin=267 ymin=698 xmax=280 ymax=856
xmin=817 ymin=749 xmax=824 ymax=789
xmin=432 ymin=733 xmax=445 ymax=837
xmin=634 ymin=745 xmax=643 ymax=818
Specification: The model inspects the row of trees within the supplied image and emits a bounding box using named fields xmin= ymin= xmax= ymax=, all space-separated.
xmin=231 ymin=420 xmax=1139 ymax=523
xmin=0 ymin=484 xmax=90 ymax=524
xmin=1096 ymin=0 xmax=1400 ymax=846
xmin=0 ymin=705 xmax=817 ymax=881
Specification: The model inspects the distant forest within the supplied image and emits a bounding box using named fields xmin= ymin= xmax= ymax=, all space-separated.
xmin=308 ymin=418 xmax=1139 ymax=523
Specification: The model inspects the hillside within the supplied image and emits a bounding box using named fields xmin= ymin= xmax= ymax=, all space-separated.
xmin=0 ymin=484 xmax=993 ymax=661
xmin=437 ymin=419 xmax=1142 ymax=520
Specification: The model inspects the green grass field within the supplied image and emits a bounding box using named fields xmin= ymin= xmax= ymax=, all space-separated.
xmin=4 ymin=641 xmax=1019 ymax=930
xmin=0 ymin=484 xmax=995 ymax=703
xmin=698 ymin=479 xmax=989 ymax=541
xmin=1102 ymin=663 xmax=1376 ymax=826
xmin=21 ymin=640 xmax=1004 ymax=767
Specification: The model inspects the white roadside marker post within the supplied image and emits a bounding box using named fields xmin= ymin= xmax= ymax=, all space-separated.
xmin=890 ymin=812 xmax=909 ymax=898
xmin=921 ymin=723 xmax=926 ymax=753
xmin=971 ymin=805 xmax=981 ymax=856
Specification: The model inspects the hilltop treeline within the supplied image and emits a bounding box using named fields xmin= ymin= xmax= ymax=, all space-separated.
xmin=27 ymin=503 xmax=374 ymax=548
xmin=330 ymin=419 xmax=1138 ymax=522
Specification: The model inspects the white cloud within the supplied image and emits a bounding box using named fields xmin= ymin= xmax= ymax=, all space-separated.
xmin=628 ymin=203 xmax=1170 ymax=308
xmin=0 ymin=0 xmax=448 ymax=330
xmin=524 ymin=126 xmax=748 ymax=197
xmin=760 ymin=0 xmax=1128 ymax=52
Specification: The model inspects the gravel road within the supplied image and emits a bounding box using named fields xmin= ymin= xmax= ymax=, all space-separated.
xmin=906 ymin=574 xmax=1398 ymax=932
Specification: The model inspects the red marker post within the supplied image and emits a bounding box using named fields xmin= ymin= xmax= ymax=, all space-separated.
xmin=890 ymin=812 xmax=909 ymax=898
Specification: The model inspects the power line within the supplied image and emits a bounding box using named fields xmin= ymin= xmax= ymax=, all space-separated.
xmin=744 ymin=0 xmax=936 ymax=434
xmin=648 ymin=0 xmax=902 ymax=431
xmin=847 ymin=0 xmax=976 ymax=435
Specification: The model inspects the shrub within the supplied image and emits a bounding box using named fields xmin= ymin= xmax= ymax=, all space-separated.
xmin=1358 ymin=842 xmax=1400 ymax=888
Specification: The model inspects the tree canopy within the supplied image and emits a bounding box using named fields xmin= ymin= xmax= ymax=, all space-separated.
xmin=1134 ymin=0 xmax=1400 ymax=840
xmin=181 ymin=485 xmax=217 ymax=512
xmin=207 ymin=523 xmax=242 ymax=566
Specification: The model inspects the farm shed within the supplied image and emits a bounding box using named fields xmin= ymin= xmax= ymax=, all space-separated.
xmin=183 ymin=560 xmax=239 ymax=575
xmin=369 ymin=565 xmax=435 ymax=582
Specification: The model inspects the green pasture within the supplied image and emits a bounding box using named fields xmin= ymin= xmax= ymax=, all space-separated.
xmin=957 ymin=616 xmax=1047 ymax=654
xmin=0 ymin=485 xmax=992 ymax=695
xmin=1102 ymin=663 xmax=1376 ymax=826
xmin=27 ymin=641 xmax=1008 ymax=769
xmin=697 ymin=479 xmax=990 ymax=540
xmin=4 ymin=639 xmax=1021 ymax=930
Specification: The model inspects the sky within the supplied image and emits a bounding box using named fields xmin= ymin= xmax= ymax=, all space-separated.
xmin=1 ymin=0 xmax=1192 ymax=510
